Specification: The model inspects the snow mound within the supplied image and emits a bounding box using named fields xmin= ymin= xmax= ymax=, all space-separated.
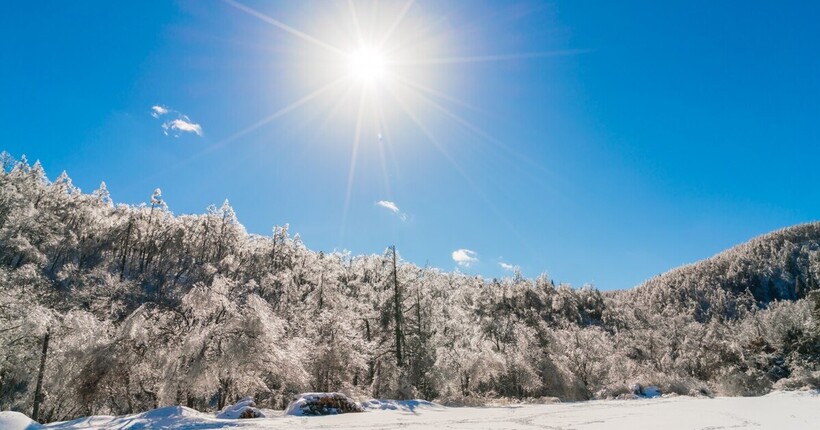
xmin=140 ymin=405 xmax=202 ymax=420
xmin=0 ymin=411 xmax=41 ymax=430
xmin=216 ymin=396 xmax=265 ymax=419
xmin=764 ymin=389 xmax=820 ymax=398
xmin=52 ymin=405 xmax=212 ymax=429
xmin=361 ymin=399 xmax=441 ymax=412
xmin=285 ymin=392 xmax=364 ymax=416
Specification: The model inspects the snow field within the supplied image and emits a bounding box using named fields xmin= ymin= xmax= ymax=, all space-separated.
xmin=2 ymin=390 xmax=817 ymax=430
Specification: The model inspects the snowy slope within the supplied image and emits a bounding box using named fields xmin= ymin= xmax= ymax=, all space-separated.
xmin=2 ymin=391 xmax=817 ymax=430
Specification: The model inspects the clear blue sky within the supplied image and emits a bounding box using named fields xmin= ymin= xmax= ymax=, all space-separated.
xmin=2 ymin=1 xmax=818 ymax=290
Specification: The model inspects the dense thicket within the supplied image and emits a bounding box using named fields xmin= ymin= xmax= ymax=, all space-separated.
xmin=631 ymin=223 xmax=820 ymax=316
xmin=0 ymin=153 xmax=818 ymax=423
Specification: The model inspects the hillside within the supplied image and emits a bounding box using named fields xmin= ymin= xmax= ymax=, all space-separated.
xmin=0 ymin=155 xmax=818 ymax=423
xmin=627 ymin=223 xmax=820 ymax=321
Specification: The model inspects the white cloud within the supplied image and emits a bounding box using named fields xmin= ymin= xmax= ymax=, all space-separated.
xmin=452 ymin=249 xmax=478 ymax=267
xmin=376 ymin=200 xmax=407 ymax=222
xmin=376 ymin=200 xmax=399 ymax=213
xmin=151 ymin=105 xmax=203 ymax=137
xmin=163 ymin=119 xmax=203 ymax=136
xmin=499 ymin=262 xmax=517 ymax=271
xmin=151 ymin=105 xmax=169 ymax=118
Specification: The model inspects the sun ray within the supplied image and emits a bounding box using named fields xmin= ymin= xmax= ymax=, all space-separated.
xmin=371 ymin=92 xmax=392 ymax=200
xmin=366 ymin=1 xmax=380 ymax=47
xmin=317 ymin=81 xmax=358 ymax=134
xmin=378 ymin=0 xmax=416 ymax=49
xmin=385 ymin=84 xmax=481 ymax=201
xmin=383 ymin=13 xmax=450 ymax=58
xmin=223 ymin=0 xmax=346 ymax=57
xmin=339 ymin=88 xmax=368 ymax=246
xmin=401 ymin=77 xmax=573 ymax=203
xmin=375 ymin=98 xmax=402 ymax=196
xmin=140 ymin=76 xmax=348 ymax=189
xmin=395 ymin=77 xmax=569 ymax=199
xmin=394 ymin=49 xmax=590 ymax=66
xmin=211 ymin=76 xmax=348 ymax=153
xmin=393 ymin=74 xmax=550 ymax=175
xmin=389 ymin=72 xmax=482 ymax=114
xmin=387 ymin=85 xmax=536 ymax=256
xmin=347 ymin=0 xmax=365 ymax=46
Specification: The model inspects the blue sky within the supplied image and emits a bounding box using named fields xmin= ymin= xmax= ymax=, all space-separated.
xmin=2 ymin=1 xmax=819 ymax=290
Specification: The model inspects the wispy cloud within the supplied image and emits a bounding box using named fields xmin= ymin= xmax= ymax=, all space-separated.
xmin=151 ymin=105 xmax=169 ymax=118
xmin=376 ymin=200 xmax=407 ymax=221
xmin=377 ymin=200 xmax=399 ymax=213
xmin=163 ymin=119 xmax=203 ymax=136
xmin=151 ymin=105 xmax=203 ymax=137
xmin=452 ymin=249 xmax=478 ymax=267
xmin=499 ymin=262 xmax=517 ymax=272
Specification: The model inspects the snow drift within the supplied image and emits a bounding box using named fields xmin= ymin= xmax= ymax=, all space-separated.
xmin=0 ymin=411 xmax=40 ymax=430
xmin=2 ymin=390 xmax=816 ymax=429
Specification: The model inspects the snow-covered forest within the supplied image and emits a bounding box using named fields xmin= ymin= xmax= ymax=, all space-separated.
xmin=1 ymin=153 xmax=819 ymax=423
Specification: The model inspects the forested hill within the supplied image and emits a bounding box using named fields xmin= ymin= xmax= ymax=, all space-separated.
xmin=1 ymin=153 xmax=818 ymax=423
xmin=625 ymin=222 xmax=820 ymax=321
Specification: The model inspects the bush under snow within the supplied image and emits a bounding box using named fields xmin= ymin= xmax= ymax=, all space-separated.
xmin=216 ymin=396 xmax=266 ymax=419
xmin=285 ymin=392 xmax=364 ymax=416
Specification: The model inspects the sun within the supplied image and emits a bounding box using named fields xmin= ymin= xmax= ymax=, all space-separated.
xmin=348 ymin=46 xmax=386 ymax=84
xmin=221 ymin=0 xmax=564 ymax=243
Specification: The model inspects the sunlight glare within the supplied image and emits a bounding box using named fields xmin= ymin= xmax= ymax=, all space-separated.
xmin=219 ymin=0 xmax=565 ymax=246
xmin=348 ymin=46 xmax=386 ymax=84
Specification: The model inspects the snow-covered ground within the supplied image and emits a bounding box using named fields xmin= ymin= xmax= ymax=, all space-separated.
xmin=2 ymin=391 xmax=818 ymax=430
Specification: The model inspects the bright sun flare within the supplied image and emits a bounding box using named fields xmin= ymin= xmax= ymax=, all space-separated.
xmin=222 ymin=0 xmax=562 ymax=243
xmin=348 ymin=46 xmax=386 ymax=83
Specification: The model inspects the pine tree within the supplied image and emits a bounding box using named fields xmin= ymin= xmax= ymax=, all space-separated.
xmin=391 ymin=245 xmax=404 ymax=368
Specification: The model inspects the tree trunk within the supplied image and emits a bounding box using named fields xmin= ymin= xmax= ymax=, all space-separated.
xmin=810 ymin=290 xmax=820 ymax=335
xmin=32 ymin=330 xmax=50 ymax=422
xmin=318 ymin=272 xmax=324 ymax=310
xmin=119 ymin=220 xmax=133 ymax=280
xmin=392 ymin=246 xmax=403 ymax=367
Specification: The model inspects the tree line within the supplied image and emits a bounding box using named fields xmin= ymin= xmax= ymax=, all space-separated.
xmin=0 ymin=152 xmax=818 ymax=423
